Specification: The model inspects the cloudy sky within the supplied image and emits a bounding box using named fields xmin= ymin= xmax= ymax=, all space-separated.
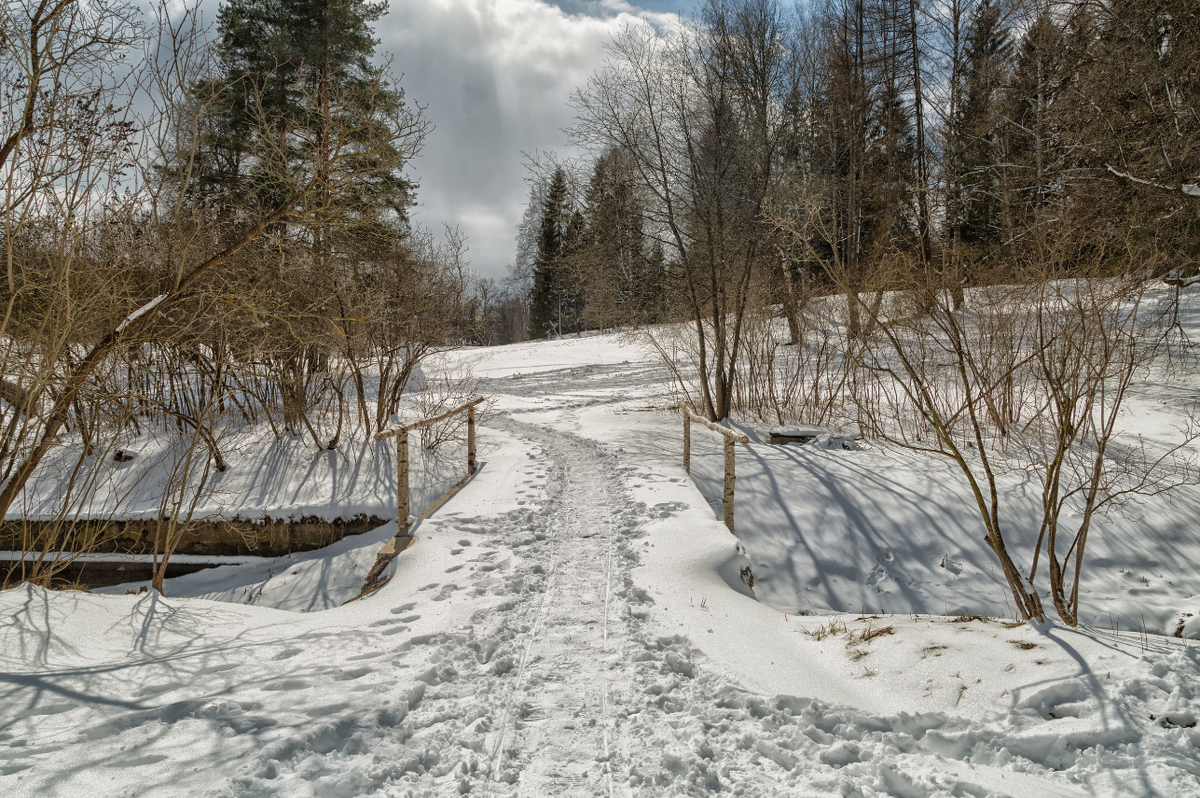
xmin=377 ymin=0 xmax=696 ymax=281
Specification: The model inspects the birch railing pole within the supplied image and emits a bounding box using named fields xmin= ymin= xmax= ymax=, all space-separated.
xmin=683 ymin=411 xmax=691 ymax=474
xmin=373 ymin=396 xmax=486 ymax=536
xmin=682 ymin=407 xmax=748 ymax=534
xmin=722 ymin=437 xmax=735 ymax=532
xmin=467 ymin=405 xmax=477 ymax=475
xmin=358 ymin=396 xmax=488 ymax=599
xmin=397 ymin=430 xmax=411 ymax=536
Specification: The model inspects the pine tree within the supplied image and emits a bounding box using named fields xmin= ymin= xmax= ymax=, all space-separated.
xmin=179 ymin=0 xmax=422 ymax=435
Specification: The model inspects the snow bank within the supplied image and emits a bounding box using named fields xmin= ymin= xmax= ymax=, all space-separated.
xmin=9 ymin=422 xmax=470 ymax=524
xmin=685 ymin=432 xmax=1200 ymax=637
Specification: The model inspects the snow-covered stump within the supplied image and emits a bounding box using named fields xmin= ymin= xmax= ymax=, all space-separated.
xmin=683 ymin=408 xmax=749 ymax=534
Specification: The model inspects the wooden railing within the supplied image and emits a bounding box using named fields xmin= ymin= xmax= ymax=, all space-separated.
xmin=374 ymin=396 xmax=485 ymax=536
xmin=353 ymin=397 xmax=487 ymax=601
xmin=682 ymin=408 xmax=750 ymax=533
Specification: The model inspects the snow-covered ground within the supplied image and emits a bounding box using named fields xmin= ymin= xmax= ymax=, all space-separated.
xmin=684 ymin=424 xmax=1199 ymax=636
xmin=6 ymin=414 xmax=460 ymax=524
xmin=2 ymin=328 xmax=1199 ymax=796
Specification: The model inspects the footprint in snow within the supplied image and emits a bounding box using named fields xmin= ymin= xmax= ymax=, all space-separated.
xmin=399 ymin=634 xmax=442 ymax=652
xmin=15 ymin=703 xmax=75 ymax=719
xmin=651 ymin=501 xmax=688 ymax=518
xmin=331 ymin=668 xmax=372 ymax=682
xmin=473 ymin=638 xmax=499 ymax=664
xmin=195 ymin=663 xmax=238 ymax=676
xmin=105 ymin=754 xmax=169 ymax=768
xmin=369 ymin=618 xmax=405 ymax=627
xmin=390 ymin=603 xmax=417 ymax=614
xmin=261 ymin=679 xmax=308 ymax=691
xmin=136 ymin=681 xmax=186 ymax=697
xmin=272 ymin=648 xmax=302 ymax=661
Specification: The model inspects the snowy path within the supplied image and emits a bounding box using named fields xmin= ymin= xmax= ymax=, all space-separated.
xmin=475 ymin=417 xmax=632 ymax=795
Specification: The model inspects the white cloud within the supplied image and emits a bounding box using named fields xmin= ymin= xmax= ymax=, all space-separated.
xmin=379 ymin=0 xmax=675 ymax=280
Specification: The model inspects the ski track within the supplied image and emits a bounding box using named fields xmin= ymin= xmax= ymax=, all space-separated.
xmin=217 ymin=411 xmax=669 ymax=797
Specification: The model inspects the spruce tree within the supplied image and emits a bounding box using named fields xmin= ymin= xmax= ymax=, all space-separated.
xmin=199 ymin=0 xmax=415 ymax=224
xmin=1067 ymin=0 xmax=1200 ymax=265
xmin=639 ymin=241 xmax=666 ymax=324
xmin=957 ymin=0 xmax=1010 ymax=250
xmin=561 ymin=209 xmax=587 ymax=334
xmin=579 ymin=150 xmax=655 ymax=329
xmin=529 ymin=168 xmax=570 ymax=339
xmin=810 ymin=0 xmax=874 ymax=335
xmin=862 ymin=0 xmax=918 ymax=261
xmin=1005 ymin=11 xmax=1067 ymax=229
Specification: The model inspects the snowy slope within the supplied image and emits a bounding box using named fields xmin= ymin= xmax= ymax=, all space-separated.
xmin=448 ymin=331 xmax=1200 ymax=639
xmin=6 ymin=424 xmax=471 ymax=524
xmin=686 ymin=430 xmax=1199 ymax=637
xmin=1 ymin=327 xmax=1199 ymax=796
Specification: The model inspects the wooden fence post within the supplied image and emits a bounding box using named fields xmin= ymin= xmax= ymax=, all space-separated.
xmin=397 ymin=430 xmax=410 ymax=536
xmin=374 ymin=397 xmax=486 ymax=537
xmin=723 ymin=437 xmax=735 ymax=532
xmin=683 ymin=411 xmax=691 ymax=474
xmin=467 ymin=405 xmax=477 ymax=475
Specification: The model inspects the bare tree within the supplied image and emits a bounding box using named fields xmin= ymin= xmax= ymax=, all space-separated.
xmin=777 ymin=207 xmax=1198 ymax=623
xmin=572 ymin=0 xmax=795 ymax=420
xmin=0 ymin=0 xmax=431 ymax=523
